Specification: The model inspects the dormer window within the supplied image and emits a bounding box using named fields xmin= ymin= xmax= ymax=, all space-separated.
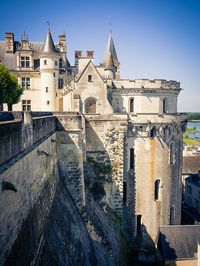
xmin=88 ymin=75 xmax=92 ymax=82
xmin=20 ymin=56 xmax=30 ymax=68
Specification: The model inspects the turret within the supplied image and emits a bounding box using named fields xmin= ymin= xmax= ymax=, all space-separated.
xmin=39 ymin=29 xmax=59 ymax=111
xmin=103 ymin=32 xmax=120 ymax=80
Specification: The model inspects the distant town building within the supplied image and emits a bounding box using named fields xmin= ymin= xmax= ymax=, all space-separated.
xmin=185 ymin=171 xmax=200 ymax=213
xmin=158 ymin=225 xmax=200 ymax=266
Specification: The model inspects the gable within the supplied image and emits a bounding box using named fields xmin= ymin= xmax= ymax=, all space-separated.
xmin=76 ymin=60 xmax=104 ymax=85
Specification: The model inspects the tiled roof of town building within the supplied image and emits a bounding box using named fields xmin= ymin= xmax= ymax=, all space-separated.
xmin=158 ymin=225 xmax=200 ymax=260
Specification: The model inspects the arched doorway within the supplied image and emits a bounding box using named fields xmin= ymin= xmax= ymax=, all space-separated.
xmin=85 ymin=98 xmax=97 ymax=114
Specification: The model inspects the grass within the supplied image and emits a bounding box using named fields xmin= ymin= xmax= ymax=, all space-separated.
xmin=183 ymin=127 xmax=200 ymax=146
xmin=183 ymin=137 xmax=200 ymax=146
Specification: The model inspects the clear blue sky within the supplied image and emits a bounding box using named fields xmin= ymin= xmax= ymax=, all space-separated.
xmin=0 ymin=0 xmax=199 ymax=112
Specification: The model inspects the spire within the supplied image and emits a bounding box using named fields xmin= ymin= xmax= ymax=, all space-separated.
xmin=103 ymin=32 xmax=120 ymax=69
xmin=41 ymin=28 xmax=57 ymax=56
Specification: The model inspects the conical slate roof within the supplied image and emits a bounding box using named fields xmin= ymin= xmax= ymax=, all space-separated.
xmin=103 ymin=33 xmax=120 ymax=69
xmin=40 ymin=29 xmax=58 ymax=56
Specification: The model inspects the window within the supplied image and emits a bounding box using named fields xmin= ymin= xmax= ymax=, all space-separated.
xmin=169 ymin=142 xmax=175 ymax=165
xmin=129 ymin=98 xmax=134 ymax=113
xmin=20 ymin=56 xmax=30 ymax=68
xmin=58 ymin=78 xmax=64 ymax=89
xmin=163 ymin=98 xmax=167 ymax=113
xmin=137 ymin=215 xmax=142 ymax=234
xmin=55 ymin=61 xmax=57 ymax=66
xmin=59 ymin=58 xmax=63 ymax=68
xmin=187 ymin=185 xmax=192 ymax=195
xmin=46 ymin=87 xmax=48 ymax=93
xmin=123 ymin=182 xmax=127 ymax=204
xmin=53 ymin=73 xmax=56 ymax=77
xmin=21 ymin=77 xmax=30 ymax=90
xmin=88 ymin=75 xmax=92 ymax=82
xmin=130 ymin=148 xmax=134 ymax=170
xmin=154 ymin=179 xmax=160 ymax=201
xmin=47 ymin=101 xmax=50 ymax=105
xmin=150 ymin=127 xmax=156 ymax=139
xmin=85 ymin=98 xmax=96 ymax=114
xmin=44 ymin=60 xmax=47 ymax=65
xmin=22 ymin=100 xmax=31 ymax=111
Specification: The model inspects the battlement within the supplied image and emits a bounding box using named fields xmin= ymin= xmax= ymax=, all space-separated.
xmin=113 ymin=79 xmax=180 ymax=90
xmin=75 ymin=50 xmax=94 ymax=59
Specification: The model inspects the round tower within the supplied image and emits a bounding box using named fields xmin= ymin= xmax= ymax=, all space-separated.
xmin=39 ymin=29 xmax=59 ymax=111
xmin=122 ymin=80 xmax=187 ymax=241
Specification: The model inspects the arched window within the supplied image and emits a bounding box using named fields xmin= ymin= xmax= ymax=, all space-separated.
xmin=129 ymin=98 xmax=134 ymax=113
xmin=170 ymin=206 xmax=175 ymax=225
xmin=85 ymin=98 xmax=97 ymax=114
xmin=163 ymin=98 xmax=167 ymax=113
xmin=169 ymin=142 xmax=175 ymax=165
xmin=154 ymin=179 xmax=160 ymax=201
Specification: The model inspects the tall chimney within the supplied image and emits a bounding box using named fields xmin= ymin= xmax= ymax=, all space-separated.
xmin=58 ymin=33 xmax=66 ymax=53
xmin=5 ymin=32 xmax=14 ymax=53
xmin=86 ymin=51 xmax=94 ymax=58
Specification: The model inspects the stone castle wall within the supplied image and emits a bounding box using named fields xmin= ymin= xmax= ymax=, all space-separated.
xmin=85 ymin=114 xmax=127 ymax=214
xmin=0 ymin=113 xmax=57 ymax=265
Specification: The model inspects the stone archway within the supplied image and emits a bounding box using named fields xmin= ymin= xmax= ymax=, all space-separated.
xmin=85 ymin=98 xmax=97 ymax=114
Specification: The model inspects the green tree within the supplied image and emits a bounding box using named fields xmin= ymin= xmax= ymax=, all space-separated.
xmin=0 ymin=63 xmax=23 ymax=111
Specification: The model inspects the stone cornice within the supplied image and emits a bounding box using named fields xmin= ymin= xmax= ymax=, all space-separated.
xmin=111 ymin=88 xmax=180 ymax=96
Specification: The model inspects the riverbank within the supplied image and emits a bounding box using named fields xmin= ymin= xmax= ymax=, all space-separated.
xmin=183 ymin=127 xmax=200 ymax=146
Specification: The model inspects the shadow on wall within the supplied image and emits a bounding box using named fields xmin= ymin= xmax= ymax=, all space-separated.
xmin=128 ymin=224 xmax=164 ymax=266
xmin=157 ymin=232 xmax=177 ymax=262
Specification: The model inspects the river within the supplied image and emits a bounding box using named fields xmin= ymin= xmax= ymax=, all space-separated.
xmin=187 ymin=122 xmax=200 ymax=139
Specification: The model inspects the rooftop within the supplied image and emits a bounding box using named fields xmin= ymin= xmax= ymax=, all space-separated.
xmin=183 ymin=156 xmax=200 ymax=174
xmin=158 ymin=225 xmax=200 ymax=260
xmin=185 ymin=174 xmax=200 ymax=187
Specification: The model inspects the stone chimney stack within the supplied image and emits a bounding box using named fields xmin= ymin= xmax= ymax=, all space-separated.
xmin=86 ymin=51 xmax=94 ymax=58
xmin=5 ymin=32 xmax=14 ymax=53
xmin=58 ymin=33 xmax=66 ymax=53
xmin=75 ymin=51 xmax=94 ymax=73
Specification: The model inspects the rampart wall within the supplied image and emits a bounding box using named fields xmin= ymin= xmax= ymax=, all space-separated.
xmin=0 ymin=112 xmax=57 ymax=265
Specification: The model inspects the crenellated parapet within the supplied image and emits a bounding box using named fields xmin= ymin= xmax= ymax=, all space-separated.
xmin=113 ymin=79 xmax=181 ymax=90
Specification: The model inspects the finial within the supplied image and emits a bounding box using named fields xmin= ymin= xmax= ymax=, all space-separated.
xmin=46 ymin=21 xmax=50 ymax=31
xmin=21 ymin=31 xmax=28 ymax=41
xmin=109 ymin=22 xmax=112 ymax=34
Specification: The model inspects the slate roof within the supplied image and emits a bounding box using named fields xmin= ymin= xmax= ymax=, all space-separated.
xmin=40 ymin=29 xmax=58 ymax=57
xmin=183 ymin=156 xmax=200 ymax=174
xmin=103 ymin=33 xmax=120 ymax=69
xmin=158 ymin=225 xmax=200 ymax=260
xmin=0 ymin=41 xmax=43 ymax=70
